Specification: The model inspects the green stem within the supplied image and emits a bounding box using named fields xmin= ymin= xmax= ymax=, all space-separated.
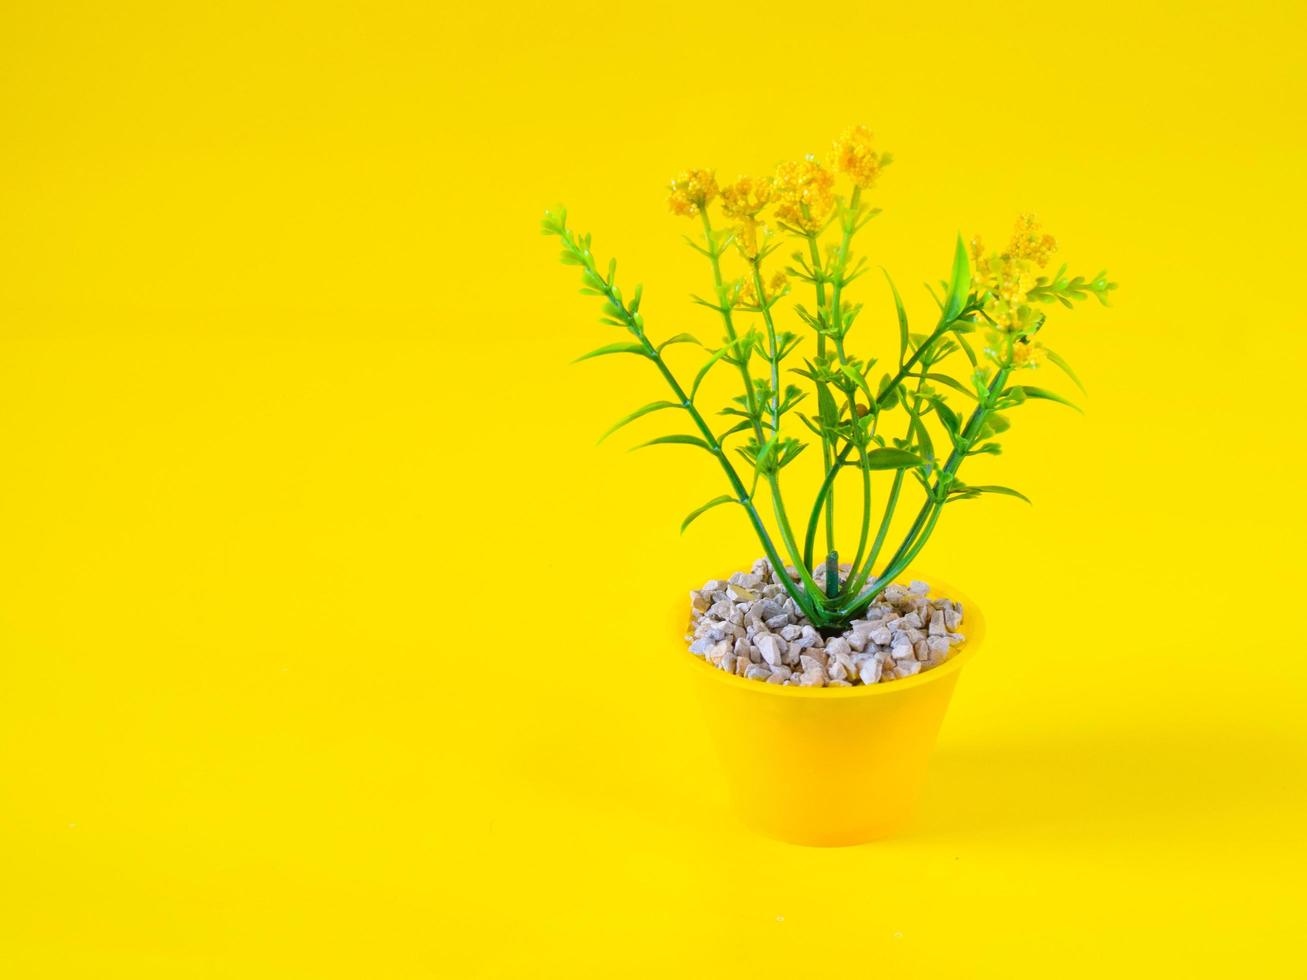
xmin=698 ymin=214 xmax=824 ymax=610
xmin=699 ymin=210 xmax=766 ymax=446
xmin=557 ymin=226 xmax=823 ymax=622
xmin=866 ymin=471 xmax=904 ymax=572
xmin=803 ymin=440 xmax=856 ymax=571
xmin=875 ymin=504 xmax=943 ymax=592
xmin=749 ymin=261 xmax=782 ymax=435
xmin=842 ymin=373 xmax=928 ymax=599
xmin=806 ymin=233 xmax=835 ymax=558
xmin=873 ymin=307 xmax=970 ymax=410
xmin=646 ymin=339 xmax=821 ymax=623
xmin=844 ymin=394 xmax=874 ymax=579
xmin=827 ymin=186 xmax=861 ymax=351
xmin=839 ymin=365 xmax=1011 ymax=619
xmin=767 ymin=472 xmax=826 ymax=606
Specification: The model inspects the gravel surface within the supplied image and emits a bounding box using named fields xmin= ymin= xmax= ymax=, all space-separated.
xmin=686 ymin=558 xmax=966 ymax=687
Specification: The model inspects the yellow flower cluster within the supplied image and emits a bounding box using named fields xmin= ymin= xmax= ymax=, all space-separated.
xmin=828 ymin=125 xmax=886 ymax=189
xmin=773 ymin=156 xmax=835 ymax=232
xmin=665 ymin=127 xmax=891 ymax=282
xmin=667 ymin=169 xmax=719 ymax=218
xmin=720 ymin=176 xmax=774 ymax=219
xmin=1009 ymin=212 xmax=1058 ymax=265
xmin=666 ymin=125 xmax=889 ymax=239
xmin=735 ymin=271 xmax=789 ymax=309
xmin=1011 ymin=337 xmax=1043 ymax=367
xmin=721 ymin=176 xmax=774 ymax=259
xmin=732 ymin=217 xmax=762 ymax=259
xmin=972 ymin=215 xmax=1058 ymax=334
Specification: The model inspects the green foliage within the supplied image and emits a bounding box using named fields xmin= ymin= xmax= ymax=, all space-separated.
xmin=541 ymin=144 xmax=1116 ymax=631
xmin=681 ymin=495 xmax=738 ymax=533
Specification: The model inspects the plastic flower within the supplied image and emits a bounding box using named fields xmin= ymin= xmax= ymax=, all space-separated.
xmin=720 ymin=176 xmax=773 ymax=219
xmin=829 ymin=125 xmax=889 ymax=189
xmin=735 ymin=271 xmax=788 ymax=309
xmin=972 ymin=215 xmax=1057 ymax=334
xmin=1009 ymin=213 xmax=1058 ymax=265
xmin=732 ymin=216 xmax=762 ymax=259
xmin=719 ymin=176 xmax=774 ymax=259
xmin=667 ymin=170 xmax=719 ymax=218
xmin=773 ymin=156 xmax=835 ymax=232
xmin=1011 ymin=336 xmax=1043 ymax=368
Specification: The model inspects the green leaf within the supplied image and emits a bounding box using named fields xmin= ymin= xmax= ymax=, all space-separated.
xmin=934 ymin=399 xmax=960 ymax=438
xmin=657 ymin=333 xmax=703 ymax=354
xmin=681 ymin=495 xmax=738 ymax=533
xmin=960 ymin=484 xmax=1032 ymax=504
xmin=839 ymin=362 xmax=874 ymax=404
xmin=797 ymin=414 xmax=825 ymax=439
xmin=717 ymin=418 xmax=755 ymax=441
xmin=777 ymin=439 xmax=808 ymax=468
xmin=943 ymin=234 xmax=971 ymax=322
xmin=817 ymin=382 xmax=839 ymax=433
xmin=596 ymin=401 xmax=681 ymax=444
xmin=1041 ymin=346 xmax=1087 ymax=395
xmin=690 ymin=346 xmax=730 ymax=401
xmin=574 ymin=342 xmax=648 ymax=363
xmin=631 ymin=434 xmax=714 ymax=453
xmin=921 ymin=372 xmax=978 ymax=400
xmin=883 ymin=270 xmax=910 ymax=367
xmin=753 ymin=431 xmax=783 ymax=472
xmin=909 ymin=410 xmax=935 ymax=468
xmin=1008 ymin=385 xmax=1083 ymax=413
xmin=864 ymin=447 xmax=923 ymax=470
xmin=954 ymin=330 xmax=979 ymax=368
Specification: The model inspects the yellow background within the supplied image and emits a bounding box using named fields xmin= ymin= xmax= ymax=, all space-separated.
xmin=2 ymin=1 xmax=1305 ymax=976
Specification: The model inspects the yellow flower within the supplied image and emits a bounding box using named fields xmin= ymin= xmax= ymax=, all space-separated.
xmin=667 ymin=169 xmax=719 ymax=218
xmin=1011 ymin=337 xmax=1043 ymax=367
xmin=972 ymin=216 xmax=1058 ymax=334
xmin=829 ymin=125 xmax=887 ymax=189
xmin=720 ymin=176 xmax=774 ymax=220
xmin=734 ymin=271 xmax=788 ymax=309
xmin=733 ymin=216 xmax=762 ymax=259
xmin=773 ymin=156 xmax=835 ymax=232
xmin=1009 ymin=213 xmax=1057 ymax=266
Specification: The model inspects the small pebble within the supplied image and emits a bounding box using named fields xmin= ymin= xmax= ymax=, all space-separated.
xmin=756 ymin=634 xmax=784 ymax=667
xmin=688 ymin=562 xmax=966 ymax=688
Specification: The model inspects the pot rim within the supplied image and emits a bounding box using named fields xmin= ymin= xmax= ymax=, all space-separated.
xmin=678 ymin=566 xmax=985 ymax=699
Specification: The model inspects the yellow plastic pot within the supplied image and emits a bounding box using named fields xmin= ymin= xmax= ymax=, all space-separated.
xmin=680 ymin=571 xmax=983 ymax=846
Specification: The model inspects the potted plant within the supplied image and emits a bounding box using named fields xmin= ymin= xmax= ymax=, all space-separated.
xmin=542 ymin=126 xmax=1115 ymax=845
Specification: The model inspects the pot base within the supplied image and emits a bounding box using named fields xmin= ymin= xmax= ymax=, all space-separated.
xmin=681 ymin=570 xmax=983 ymax=846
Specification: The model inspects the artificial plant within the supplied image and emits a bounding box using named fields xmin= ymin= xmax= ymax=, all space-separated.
xmin=542 ymin=126 xmax=1114 ymax=633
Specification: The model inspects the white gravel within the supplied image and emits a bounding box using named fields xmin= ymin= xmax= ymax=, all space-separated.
xmin=685 ymin=558 xmax=967 ymax=687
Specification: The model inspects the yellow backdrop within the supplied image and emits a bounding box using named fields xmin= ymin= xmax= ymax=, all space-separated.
xmin=2 ymin=1 xmax=1305 ymax=976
